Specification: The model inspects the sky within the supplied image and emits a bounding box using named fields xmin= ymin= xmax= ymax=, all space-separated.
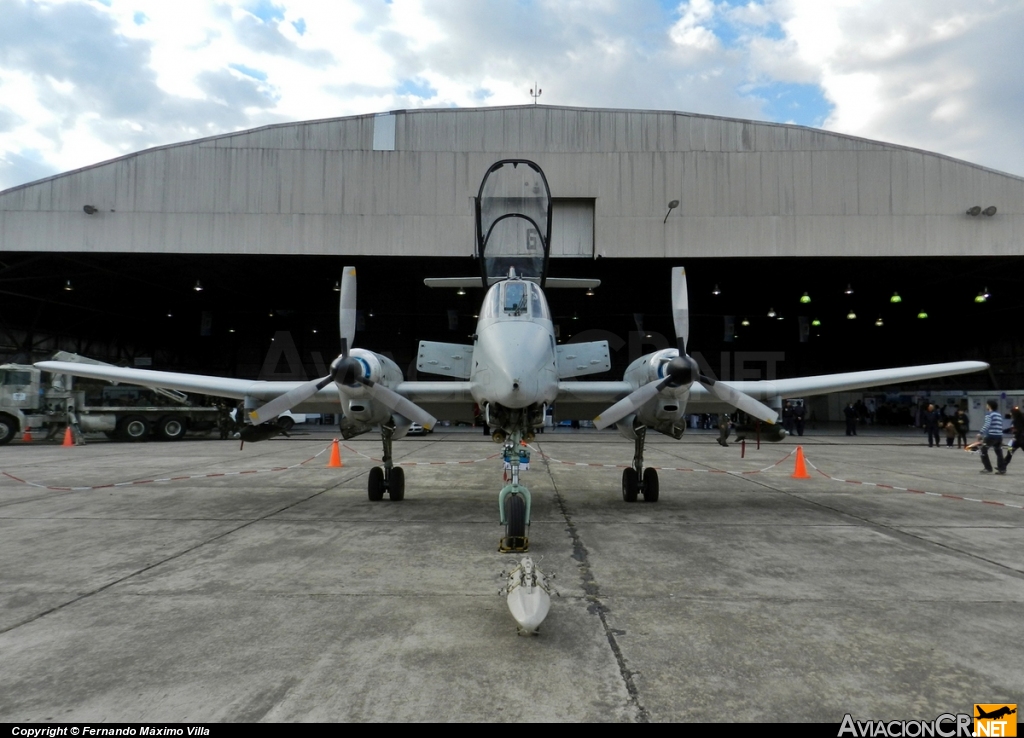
xmin=1 ymin=0 xmax=1023 ymax=191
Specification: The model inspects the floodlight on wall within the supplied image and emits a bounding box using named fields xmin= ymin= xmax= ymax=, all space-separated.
xmin=333 ymin=280 xmax=340 ymax=292
xmin=844 ymin=284 xmax=854 ymax=295
xmin=82 ymin=205 xmax=98 ymax=215
xmin=585 ymin=287 xmax=595 ymax=296
xmin=193 ymin=280 xmax=203 ymax=292
xmin=975 ymin=291 xmax=986 ymax=304
xmin=983 ymin=206 xmax=997 ymax=216
xmin=890 ymin=292 xmax=902 ymax=303
xmin=966 ymin=206 xmax=982 ymax=216
xmin=917 ymin=309 xmax=929 ymax=319
xmin=712 ymin=284 xmax=721 ymax=296
xmin=767 ymin=307 xmax=776 ymax=318
xmin=63 ymin=279 xmax=73 ymax=291
xmin=456 ymin=287 xmax=467 ymax=296
xmin=811 ymin=319 xmax=821 ymax=327
xmin=846 ymin=310 xmax=856 ymax=320
xmin=663 ymin=199 xmax=680 ymax=223
xmin=875 ymin=316 xmax=884 ymax=327
xmin=741 ymin=319 xmax=750 ymax=327
xmin=799 ymin=292 xmax=811 ymax=304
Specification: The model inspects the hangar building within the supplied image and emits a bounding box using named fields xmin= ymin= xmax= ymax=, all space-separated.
xmin=0 ymin=105 xmax=1020 ymax=391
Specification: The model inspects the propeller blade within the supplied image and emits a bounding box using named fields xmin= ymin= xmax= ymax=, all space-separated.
xmin=671 ymin=266 xmax=689 ymax=353
xmin=593 ymin=379 xmax=669 ymax=430
xmin=248 ymin=374 xmax=333 ymax=425
xmin=361 ymin=380 xmax=437 ymax=429
xmin=339 ymin=266 xmax=357 ymax=353
xmin=698 ymin=376 xmax=779 ymax=424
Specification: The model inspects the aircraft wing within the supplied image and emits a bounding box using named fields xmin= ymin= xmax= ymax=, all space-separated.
xmin=393 ymin=381 xmax=476 ymax=423
xmin=555 ymin=361 xmax=989 ymax=420
xmin=35 ymin=361 xmax=473 ymax=417
xmin=34 ymin=361 xmax=340 ymax=406
xmin=701 ymin=361 xmax=990 ymax=402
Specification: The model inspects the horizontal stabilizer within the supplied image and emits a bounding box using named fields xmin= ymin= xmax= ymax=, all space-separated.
xmin=417 ymin=341 xmax=474 ymax=379
xmin=557 ymin=341 xmax=611 ymax=378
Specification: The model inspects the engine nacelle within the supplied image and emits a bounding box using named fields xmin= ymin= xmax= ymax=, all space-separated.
xmin=337 ymin=349 xmax=411 ymax=439
xmin=621 ymin=349 xmax=690 ymax=437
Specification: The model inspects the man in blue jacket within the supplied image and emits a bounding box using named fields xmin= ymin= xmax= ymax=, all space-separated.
xmin=977 ymin=400 xmax=1005 ymax=474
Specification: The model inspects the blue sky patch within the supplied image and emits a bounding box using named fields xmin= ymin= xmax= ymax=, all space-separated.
xmin=133 ymin=11 xmax=147 ymax=25
xmin=245 ymin=0 xmax=285 ymax=24
xmin=292 ymin=18 xmax=307 ymax=35
xmin=747 ymin=82 xmax=832 ymax=127
xmin=397 ymin=78 xmax=437 ymax=99
xmin=230 ymin=63 xmax=269 ymax=82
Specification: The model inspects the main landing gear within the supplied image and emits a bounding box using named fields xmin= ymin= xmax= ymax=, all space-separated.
xmin=621 ymin=426 xmax=659 ymax=503
xmin=367 ymin=424 xmax=405 ymax=501
xmin=498 ymin=430 xmax=531 ymax=553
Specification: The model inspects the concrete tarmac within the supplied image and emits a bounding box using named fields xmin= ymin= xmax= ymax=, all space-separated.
xmin=1 ymin=426 xmax=1021 ymax=722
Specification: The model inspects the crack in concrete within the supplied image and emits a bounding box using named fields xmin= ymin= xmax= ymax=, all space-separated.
xmin=537 ymin=443 xmax=650 ymax=723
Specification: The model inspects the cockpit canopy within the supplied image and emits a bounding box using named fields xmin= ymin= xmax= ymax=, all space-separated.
xmin=476 ymin=159 xmax=552 ymax=288
xmin=481 ymin=280 xmax=552 ymax=321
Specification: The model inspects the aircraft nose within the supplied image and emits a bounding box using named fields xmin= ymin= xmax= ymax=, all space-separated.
xmin=476 ymin=322 xmax=556 ymax=408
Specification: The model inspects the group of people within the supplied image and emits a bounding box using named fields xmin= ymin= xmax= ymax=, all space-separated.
xmin=920 ymin=403 xmax=971 ymax=448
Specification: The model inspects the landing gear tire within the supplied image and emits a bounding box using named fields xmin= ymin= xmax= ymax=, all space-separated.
xmin=118 ymin=415 xmax=150 ymax=442
xmin=622 ymin=468 xmax=639 ymax=502
xmin=388 ymin=466 xmax=405 ymax=501
xmin=642 ymin=468 xmax=659 ymax=502
xmin=367 ymin=467 xmax=385 ymax=501
xmin=276 ymin=416 xmax=295 ymax=432
xmin=156 ymin=416 xmax=186 ymax=441
xmin=505 ymin=493 xmax=526 ymax=539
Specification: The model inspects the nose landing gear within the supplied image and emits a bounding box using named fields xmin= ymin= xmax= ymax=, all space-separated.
xmin=498 ymin=430 xmax=531 ymax=552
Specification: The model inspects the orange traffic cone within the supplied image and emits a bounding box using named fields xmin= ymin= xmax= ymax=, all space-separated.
xmin=62 ymin=426 xmax=74 ymax=447
xmin=791 ymin=446 xmax=810 ymax=479
xmin=327 ymin=439 xmax=343 ymax=468
xmin=21 ymin=425 xmax=32 ymax=443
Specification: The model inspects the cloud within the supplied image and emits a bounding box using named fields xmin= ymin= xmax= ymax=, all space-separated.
xmin=1 ymin=0 xmax=1022 ymax=192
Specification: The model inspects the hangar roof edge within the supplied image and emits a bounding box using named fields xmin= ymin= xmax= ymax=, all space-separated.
xmin=2 ymin=104 xmax=1021 ymax=196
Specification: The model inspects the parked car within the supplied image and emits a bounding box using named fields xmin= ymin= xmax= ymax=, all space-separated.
xmin=407 ymin=422 xmax=432 ymax=435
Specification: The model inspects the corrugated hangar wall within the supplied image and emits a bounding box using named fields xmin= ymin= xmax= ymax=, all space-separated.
xmin=1 ymin=105 xmax=1021 ymax=258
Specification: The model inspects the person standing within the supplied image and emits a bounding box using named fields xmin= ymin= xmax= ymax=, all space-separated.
xmin=1003 ymin=406 xmax=1024 ymax=469
xmin=844 ymin=402 xmax=857 ymax=436
xmin=977 ymin=400 xmax=1005 ymax=474
xmin=922 ymin=403 xmax=941 ymax=447
xmin=793 ymin=402 xmax=806 ymax=436
xmin=782 ymin=401 xmax=795 ymax=435
xmin=953 ymin=409 xmax=969 ymax=449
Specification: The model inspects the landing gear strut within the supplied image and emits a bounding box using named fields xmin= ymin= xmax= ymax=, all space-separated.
xmin=498 ymin=430 xmax=531 ymax=552
xmin=622 ymin=426 xmax=658 ymax=503
xmin=367 ymin=424 xmax=405 ymax=501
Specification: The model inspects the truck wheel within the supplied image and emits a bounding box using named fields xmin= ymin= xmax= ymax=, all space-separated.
xmin=276 ymin=416 xmax=295 ymax=431
xmin=156 ymin=416 xmax=186 ymax=441
xmin=0 ymin=413 xmax=17 ymax=446
xmin=118 ymin=415 xmax=150 ymax=442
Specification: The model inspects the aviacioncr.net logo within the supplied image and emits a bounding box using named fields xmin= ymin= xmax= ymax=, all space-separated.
xmin=838 ymin=713 xmax=973 ymax=737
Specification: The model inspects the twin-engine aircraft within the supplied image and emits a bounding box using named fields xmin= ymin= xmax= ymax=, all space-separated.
xmin=36 ymin=159 xmax=988 ymax=551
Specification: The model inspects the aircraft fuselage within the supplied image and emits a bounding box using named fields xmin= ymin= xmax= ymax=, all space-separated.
xmin=470 ymin=279 xmax=559 ymax=434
